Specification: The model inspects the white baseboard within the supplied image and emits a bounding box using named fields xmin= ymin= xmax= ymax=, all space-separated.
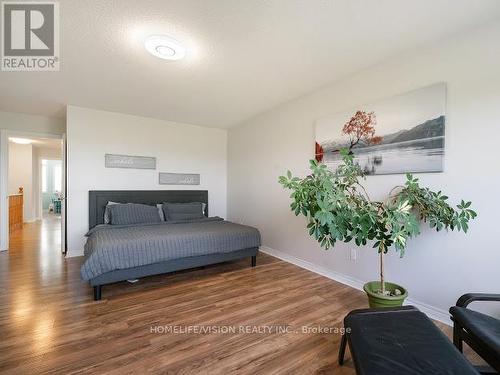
xmin=260 ymin=245 xmax=451 ymax=325
xmin=65 ymin=251 xmax=83 ymax=258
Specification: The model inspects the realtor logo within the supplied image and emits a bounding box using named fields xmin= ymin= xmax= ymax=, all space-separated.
xmin=1 ymin=1 xmax=59 ymax=71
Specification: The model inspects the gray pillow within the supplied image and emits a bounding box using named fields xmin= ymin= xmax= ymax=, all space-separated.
xmin=103 ymin=201 xmax=119 ymax=224
xmin=108 ymin=203 xmax=162 ymax=225
xmin=162 ymin=202 xmax=205 ymax=221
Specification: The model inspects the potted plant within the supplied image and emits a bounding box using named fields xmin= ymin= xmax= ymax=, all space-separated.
xmin=278 ymin=150 xmax=476 ymax=308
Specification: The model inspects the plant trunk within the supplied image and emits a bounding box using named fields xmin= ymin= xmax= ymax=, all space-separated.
xmin=380 ymin=250 xmax=385 ymax=294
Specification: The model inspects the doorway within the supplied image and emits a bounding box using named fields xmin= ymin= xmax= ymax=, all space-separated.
xmin=0 ymin=131 xmax=66 ymax=254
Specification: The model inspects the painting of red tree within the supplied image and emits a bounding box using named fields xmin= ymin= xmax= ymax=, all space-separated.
xmin=314 ymin=83 xmax=446 ymax=175
xmin=342 ymin=110 xmax=383 ymax=150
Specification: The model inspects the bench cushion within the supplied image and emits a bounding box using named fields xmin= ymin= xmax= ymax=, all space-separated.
xmin=344 ymin=306 xmax=479 ymax=375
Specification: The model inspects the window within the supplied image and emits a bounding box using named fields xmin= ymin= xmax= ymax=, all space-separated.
xmin=54 ymin=164 xmax=62 ymax=192
xmin=42 ymin=160 xmax=47 ymax=193
xmin=41 ymin=159 xmax=62 ymax=193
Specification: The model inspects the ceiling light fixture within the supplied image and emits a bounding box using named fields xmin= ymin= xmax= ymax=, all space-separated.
xmin=145 ymin=35 xmax=186 ymax=61
xmin=9 ymin=137 xmax=32 ymax=145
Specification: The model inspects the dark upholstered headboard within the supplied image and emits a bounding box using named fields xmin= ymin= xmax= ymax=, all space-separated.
xmin=88 ymin=190 xmax=208 ymax=229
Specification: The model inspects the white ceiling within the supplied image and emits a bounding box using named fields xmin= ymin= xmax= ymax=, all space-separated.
xmin=1 ymin=0 xmax=500 ymax=128
xmin=9 ymin=137 xmax=62 ymax=150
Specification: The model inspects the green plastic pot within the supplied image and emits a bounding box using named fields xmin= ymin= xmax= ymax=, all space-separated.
xmin=363 ymin=281 xmax=408 ymax=308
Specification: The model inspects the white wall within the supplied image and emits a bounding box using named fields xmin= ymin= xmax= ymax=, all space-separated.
xmin=32 ymin=147 xmax=40 ymax=220
xmin=8 ymin=143 xmax=34 ymax=222
xmin=66 ymin=106 xmax=227 ymax=257
xmin=7 ymin=143 xmax=60 ymax=222
xmin=0 ymin=111 xmax=65 ymax=135
xmin=228 ymin=21 xmax=500 ymax=319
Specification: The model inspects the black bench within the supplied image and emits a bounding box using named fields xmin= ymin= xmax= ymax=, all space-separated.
xmin=338 ymin=306 xmax=480 ymax=375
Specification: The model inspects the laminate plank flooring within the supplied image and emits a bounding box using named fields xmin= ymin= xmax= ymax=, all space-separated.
xmin=0 ymin=218 xmax=482 ymax=374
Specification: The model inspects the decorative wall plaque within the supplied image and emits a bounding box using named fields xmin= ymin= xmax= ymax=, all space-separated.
xmin=159 ymin=172 xmax=200 ymax=185
xmin=105 ymin=154 xmax=156 ymax=169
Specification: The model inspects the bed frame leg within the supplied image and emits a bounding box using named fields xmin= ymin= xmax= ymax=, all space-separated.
xmin=251 ymin=255 xmax=256 ymax=267
xmin=93 ymin=285 xmax=102 ymax=301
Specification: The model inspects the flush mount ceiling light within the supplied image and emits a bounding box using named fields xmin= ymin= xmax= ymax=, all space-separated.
xmin=144 ymin=35 xmax=186 ymax=61
xmin=9 ymin=137 xmax=32 ymax=145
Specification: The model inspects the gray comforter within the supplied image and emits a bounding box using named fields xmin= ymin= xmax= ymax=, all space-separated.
xmin=80 ymin=217 xmax=261 ymax=281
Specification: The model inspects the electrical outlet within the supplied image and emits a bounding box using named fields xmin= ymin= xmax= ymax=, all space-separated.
xmin=349 ymin=248 xmax=357 ymax=262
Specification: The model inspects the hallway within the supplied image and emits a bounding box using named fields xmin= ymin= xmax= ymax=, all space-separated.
xmin=9 ymin=215 xmax=62 ymax=257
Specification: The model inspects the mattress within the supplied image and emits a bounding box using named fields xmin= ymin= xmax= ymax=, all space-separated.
xmin=80 ymin=217 xmax=261 ymax=281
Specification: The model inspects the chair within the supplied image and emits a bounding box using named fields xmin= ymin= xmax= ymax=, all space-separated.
xmin=338 ymin=306 xmax=479 ymax=374
xmin=50 ymin=194 xmax=62 ymax=214
xmin=54 ymin=199 xmax=61 ymax=214
xmin=450 ymin=293 xmax=500 ymax=374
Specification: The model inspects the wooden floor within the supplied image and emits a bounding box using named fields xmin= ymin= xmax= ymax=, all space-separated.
xmin=0 ymin=219 xmax=479 ymax=374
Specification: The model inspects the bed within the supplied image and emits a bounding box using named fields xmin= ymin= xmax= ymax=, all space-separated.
xmin=81 ymin=190 xmax=261 ymax=300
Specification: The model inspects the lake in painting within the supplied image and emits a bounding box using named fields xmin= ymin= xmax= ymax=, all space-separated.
xmin=315 ymin=83 xmax=446 ymax=175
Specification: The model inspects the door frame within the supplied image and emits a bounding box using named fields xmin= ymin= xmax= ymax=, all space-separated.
xmin=0 ymin=129 xmax=65 ymax=252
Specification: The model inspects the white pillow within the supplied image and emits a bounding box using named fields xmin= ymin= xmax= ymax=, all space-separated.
xmin=157 ymin=204 xmax=165 ymax=221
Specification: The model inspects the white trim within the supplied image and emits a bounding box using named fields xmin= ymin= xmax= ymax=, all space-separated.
xmin=61 ymin=133 xmax=66 ymax=254
xmin=0 ymin=130 xmax=8 ymax=251
xmin=260 ymin=245 xmax=451 ymax=325
xmin=3 ymin=130 xmax=61 ymax=140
